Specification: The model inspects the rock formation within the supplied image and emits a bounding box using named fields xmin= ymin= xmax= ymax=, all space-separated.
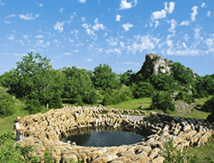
xmin=137 ymin=53 xmax=173 ymax=77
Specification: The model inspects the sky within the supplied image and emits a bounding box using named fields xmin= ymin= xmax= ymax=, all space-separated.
xmin=0 ymin=0 xmax=214 ymax=76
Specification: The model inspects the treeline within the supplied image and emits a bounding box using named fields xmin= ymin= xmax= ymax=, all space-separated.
xmin=0 ymin=52 xmax=214 ymax=116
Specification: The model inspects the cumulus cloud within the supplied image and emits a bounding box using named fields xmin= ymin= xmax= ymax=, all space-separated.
xmin=122 ymin=23 xmax=133 ymax=31
xmin=164 ymin=2 xmax=175 ymax=14
xmin=59 ymin=8 xmax=63 ymax=13
xmin=79 ymin=0 xmax=86 ymax=3
xmin=151 ymin=2 xmax=175 ymax=21
xmin=116 ymin=14 xmax=122 ymax=22
xmin=35 ymin=35 xmax=44 ymax=38
xmin=39 ymin=3 xmax=43 ymax=7
xmin=53 ymin=21 xmax=65 ymax=33
xmin=93 ymin=18 xmax=105 ymax=30
xmin=151 ymin=9 xmax=166 ymax=20
xmin=119 ymin=0 xmax=137 ymax=10
xmin=168 ymin=19 xmax=177 ymax=32
xmin=35 ymin=40 xmax=50 ymax=48
xmin=8 ymin=35 xmax=15 ymax=40
xmin=19 ymin=13 xmax=39 ymax=20
xmin=191 ymin=6 xmax=198 ymax=22
xmin=207 ymin=11 xmax=211 ymax=17
xmin=82 ymin=23 xmax=96 ymax=38
xmin=180 ymin=20 xmax=190 ymax=26
xmin=201 ymin=2 xmax=205 ymax=8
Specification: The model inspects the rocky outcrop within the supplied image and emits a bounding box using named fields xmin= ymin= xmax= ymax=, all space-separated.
xmin=17 ymin=106 xmax=214 ymax=163
xmin=137 ymin=53 xmax=173 ymax=77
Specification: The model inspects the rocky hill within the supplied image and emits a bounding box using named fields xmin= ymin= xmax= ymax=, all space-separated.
xmin=137 ymin=53 xmax=195 ymax=79
xmin=137 ymin=53 xmax=173 ymax=77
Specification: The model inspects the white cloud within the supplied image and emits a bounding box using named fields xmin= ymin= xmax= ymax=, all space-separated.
xmin=4 ymin=20 xmax=11 ymax=24
xmin=0 ymin=0 xmax=5 ymax=6
xmin=35 ymin=40 xmax=50 ymax=48
xmin=180 ymin=20 xmax=190 ymax=26
xmin=39 ymin=3 xmax=43 ymax=7
xmin=116 ymin=14 xmax=122 ymax=22
xmin=35 ymin=35 xmax=44 ymax=38
xmin=82 ymin=17 xmax=85 ymax=22
xmin=119 ymin=0 xmax=137 ymax=10
xmin=53 ymin=21 xmax=65 ymax=33
xmin=151 ymin=2 xmax=175 ymax=21
xmin=59 ymin=8 xmax=63 ymax=13
xmin=164 ymin=2 xmax=175 ymax=14
xmin=166 ymin=40 xmax=173 ymax=47
xmin=168 ymin=19 xmax=177 ymax=32
xmin=106 ymin=37 xmax=118 ymax=46
xmin=151 ymin=9 xmax=166 ymax=20
xmin=207 ymin=11 xmax=211 ymax=17
xmin=191 ymin=6 xmax=198 ymax=22
xmin=63 ymin=52 xmax=73 ymax=56
xmin=8 ymin=35 xmax=15 ymax=40
xmin=7 ymin=14 xmax=16 ymax=18
xmin=194 ymin=27 xmax=202 ymax=40
xmin=87 ymin=58 xmax=92 ymax=62
xmin=19 ymin=13 xmax=39 ymax=20
xmin=201 ymin=2 xmax=205 ymax=8
xmin=166 ymin=48 xmax=205 ymax=56
xmin=122 ymin=23 xmax=133 ymax=31
xmin=127 ymin=35 xmax=159 ymax=54
xmin=79 ymin=0 xmax=86 ymax=3
xmin=93 ymin=18 xmax=105 ymax=30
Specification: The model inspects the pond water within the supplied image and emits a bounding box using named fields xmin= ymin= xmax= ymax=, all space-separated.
xmin=62 ymin=126 xmax=146 ymax=147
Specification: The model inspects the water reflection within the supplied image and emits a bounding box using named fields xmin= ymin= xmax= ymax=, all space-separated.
xmin=61 ymin=126 xmax=146 ymax=147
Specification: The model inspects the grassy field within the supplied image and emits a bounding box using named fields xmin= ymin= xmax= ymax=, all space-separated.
xmin=0 ymin=96 xmax=214 ymax=162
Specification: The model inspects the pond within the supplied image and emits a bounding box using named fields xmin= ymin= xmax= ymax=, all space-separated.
xmin=61 ymin=126 xmax=147 ymax=147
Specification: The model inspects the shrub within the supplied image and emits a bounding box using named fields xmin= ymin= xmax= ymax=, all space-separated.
xmin=150 ymin=91 xmax=175 ymax=113
xmin=25 ymin=99 xmax=43 ymax=114
xmin=0 ymin=86 xmax=15 ymax=117
xmin=202 ymin=96 xmax=214 ymax=113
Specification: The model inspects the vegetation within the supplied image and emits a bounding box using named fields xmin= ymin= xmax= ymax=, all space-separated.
xmin=1 ymin=52 xmax=214 ymax=162
xmin=150 ymin=91 xmax=175 ymax=113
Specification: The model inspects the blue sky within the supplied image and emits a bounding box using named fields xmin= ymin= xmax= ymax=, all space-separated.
xmin=0 ymin=0 xmax=214 ymax=76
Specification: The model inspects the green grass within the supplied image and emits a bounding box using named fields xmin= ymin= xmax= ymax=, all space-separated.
xmin=185 ymin=136 xmax=214 ymax=162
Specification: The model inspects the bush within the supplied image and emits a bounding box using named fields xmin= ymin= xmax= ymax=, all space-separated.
xmin=150 ymin=91 xmax=175 ymax=113
xmin=0 ymin=131 xmax=53 ymax=163
xmin=0 ymin=86 xmax=15 ymax=117
xmin=25 ymin=99 xmax=43 ymax=114
xmin=202 ymin=96 xmax=214 ymax=113
xmin=161 ymin=139 xmax=198 ymax=163
xmin=49 ymin=93 xmax=63 ymax=109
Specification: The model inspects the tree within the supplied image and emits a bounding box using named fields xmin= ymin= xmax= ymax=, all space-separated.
xmin=92 ymin=64 xmax=120 ymax=90
xmin=62 ymin=66 xmax=98 ymax=104
xmin=131 ymin=81 xmax=154 ymax=98
xmin=0 ymin=86 xmax=15 ymax=117
xmin=150 ymin=91 xmax=175 ymax=113
xmin=170 ymin=62 xmax=195 ymax=86
xmin=1 ymin=52 xmax=65 ymax=111
xmin=119 ymin=70 xmax=134 ymax=86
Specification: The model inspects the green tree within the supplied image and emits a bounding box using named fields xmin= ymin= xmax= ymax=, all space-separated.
xmin=150 ymin=91 xmax=175 ymax=113
xmin=131 ymin=81 xmax=154 ymax=98
xmin=92 ymin=64 xmax=120 ymax=90
xmin=0 ymin=86 xmax=15 ymax=117
xmin=119 ymin=70 xmax=134 ymax=86
xmin=196 ymin=75 xmax=214 ymax=96
xmin=62 ymin=66 xmax=98 ymax=104
xmin=170 ymin=62 xmax=195 ymax=86
xmin=1 ymin=53 xmax=65 ymax=111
